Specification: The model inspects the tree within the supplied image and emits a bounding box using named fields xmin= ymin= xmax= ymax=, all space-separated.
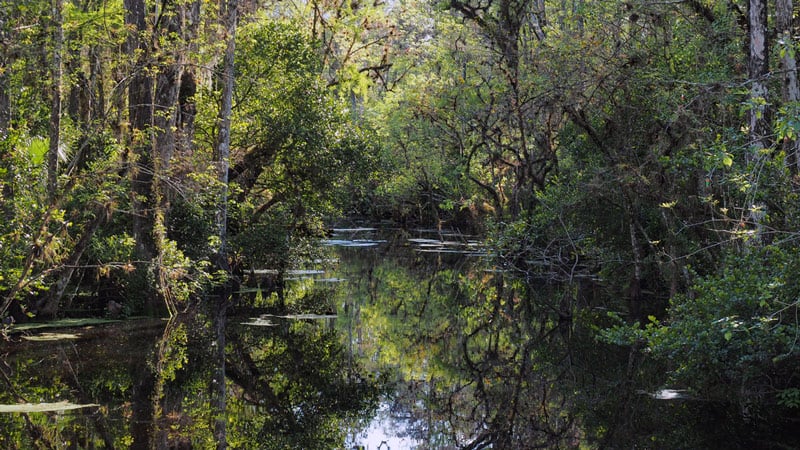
xmin=47 ymin=0 xmax=63 ymax=202
xmin=125 ymin=0 xmax=156 ymax=268
xmin=213 ymin=0 xmax=237 ymax=446
xmin=0 ymin=2 xmax=13 ymax=222
xmin=748 ymin=0 xmax=770 ymax=156
xmin=776 ymin=0 xmax=800 ymax=173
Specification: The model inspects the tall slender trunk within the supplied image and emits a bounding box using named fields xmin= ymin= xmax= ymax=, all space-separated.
xmin=748 ymin=0 xmax=770 ymax=156
xmin=47 ymin=0 xmax=63 ymax=202
xmin=627 ymin=211 xmax=643 ymax=321
xmin=0 ymin=10 xmax=8 ymax=137
xmin=0 ymin=48 xmax=12 ymax=222
xmin=777 ymin=0 xmax=800 ymax=174
xmin=213 ymin=0 xmax=237 ymax=448
xmin=215 ymin=0 xmax=236 ymax=269
xmin=744 ymin=0 xmax=769 ymax=247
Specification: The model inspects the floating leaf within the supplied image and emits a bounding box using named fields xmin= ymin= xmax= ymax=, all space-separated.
xmin=260 ymin=314 xmax=337 ymax=320
xmin=321 ymin=239 xmax=384 ymax=247
xmin=241 ymin=318 xmax=277 ymax=327
xmin=22 ymin=332 xmax=81 ymax=342
xmin=0 ymin=401 xmax=99 ymax=413
xmin=11 ymin=318 xmax=120 ymax=332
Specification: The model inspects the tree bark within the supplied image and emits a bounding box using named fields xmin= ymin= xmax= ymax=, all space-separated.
xmin=776 ymin=0 xmax=800 ymax=173
xmin=627 ymin=211 xmax=643 ymax=321
xmin=151 ymin=1 xmax=186 ymax=315
xmin=126 ymin=0 xmax=157 ymax=264
xmin=47 ymin=0 xmax=63 ymax=202
xmin=746 ymin=0 xmax=769 ymax=245
xmin=153 ymin=1 xmax=183 ymax=170
xmin=0 ymin=46 xmax=12 ymax=222
xmin=748 ymin=0 xmax=770 ymax=157
xmin=215 ymin=0 xmax=237 ymax=272
xmin=213 ymin=0 xmax=238 ymax=448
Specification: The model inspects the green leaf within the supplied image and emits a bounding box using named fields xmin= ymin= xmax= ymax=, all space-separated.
xmin=722 ymin=155 xmax=733 ymax=167
xmin=27 ymin=138 xmax=48 ymax=165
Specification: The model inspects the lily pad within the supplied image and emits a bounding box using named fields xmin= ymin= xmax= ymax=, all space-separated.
xmin=252 ymin=269 xmax=326 ymax=276
xmin=0 ymin=401 xmax=100 ymax=413
xmin=240 ymin=319 xmax=278 ymax=327
xmin=21 ymin=332 xmax=81 ymax=342
xmin=260 ymin=314 xmax=338 ymax=320
xmin=11 ymin=318 xmax=120 ymax=333
xmin=322 ymin=239 xmax=384 ymax=247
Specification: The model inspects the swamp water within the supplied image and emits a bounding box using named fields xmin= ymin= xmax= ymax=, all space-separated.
xmin=0 ymin=228 xmax=776 ymax=448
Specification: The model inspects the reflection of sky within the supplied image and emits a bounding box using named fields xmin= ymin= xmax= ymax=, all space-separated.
xmin=347 ymin=403 xmax=419 ymax=450
xmin=337 ymin=227 xmax=477 ymax=449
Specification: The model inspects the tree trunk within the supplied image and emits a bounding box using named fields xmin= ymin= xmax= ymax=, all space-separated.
xmin=176 ymin=1 xmax=201 ymax=154
xmin=0 ymin=9 xmax=8 ymax=135
xmin=126 ymin=0 xmax=157 ymax=264
xmin=627 ymin=211 xmax=643 ymax=321
xmin=151 ymin=1 xmax=186 ymax=315
xmin=153 ymin=63 xmax=178 ymax=173
xmin=776 ymin=0 xmax=800 ymax=173
xmin=746 ymin=0 xmax=769 ymax=244
xmin=213 ymin=0 xmax=238 ymax=448
xmin=47 ymin=0 xmax=63 ymax=202
xmin=153 ymin=2 xmax=183 ymax=170
xmin=0 ymin=48 xmax=12 ymax=222
xmin=215 ymin=0 xmax=237 ymax=270
xmin=748 ymin=0 xmax=770 ymax=156
xmin=125 ymin=0 xmax=160 ymax=314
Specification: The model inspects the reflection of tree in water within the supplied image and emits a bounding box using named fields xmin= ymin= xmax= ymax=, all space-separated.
xmin=139 ymin=284 xmax=385 ymax=449
xmin=342 ymin=237 xmax=583 ymax=449
xmin=0 ymin=285 xmax=384 ymax=448
xmin=224 ymin=318 xmax=385 ymax=448
xmin=354 ymin=237 xmax=770 ymax=449
xmin=377 ymin=271 xmax=580 ymax=449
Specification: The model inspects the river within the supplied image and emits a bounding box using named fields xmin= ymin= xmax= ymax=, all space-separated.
xmin=0 ymin=226 xmax=785 ymax=448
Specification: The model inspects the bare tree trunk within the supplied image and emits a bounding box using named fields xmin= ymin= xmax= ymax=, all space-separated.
xmin=153 ymin=1 xmax=183 ymax=170
xmin=215 ymin=0 xmax=237 ymax=267
xmin=777 ymin=0 xmax=800 ymax=174
xmin=126 ymin=0 xmax=156 ymax=264
xmin=746 ymin=0 xmax=769 ymax=244
xmin=0 ymin=47 xmax=12 ymax=223
xmin=47 ymin=0 xmax=63 ymax=202
xmin=748 ymin=0 xmax=770 ymax=156
xmin=176 ymin=1 xmax=201 ymax=155
xmin=0 ymin=10 xmax=7 ymax=137
xmin=213 ymin=0 xmax=237 ymax=448
xmin=627 ymin=212 xmax=643 ymax=321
